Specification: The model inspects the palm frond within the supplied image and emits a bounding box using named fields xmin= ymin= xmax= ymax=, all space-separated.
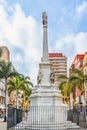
xmin=58 ymin=75 xmax=68 ymax=80
xmin=0 ymin=70 xmax=4 ymax=78
xmin=58 ymin=81 xmax=66 ymax=90
xmin=69 ymin=76 xmax=79 ymax=82
xmin=71 ymin=69 xmax=83 ymax=77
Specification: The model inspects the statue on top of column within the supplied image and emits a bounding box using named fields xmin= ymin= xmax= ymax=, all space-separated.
xmin=42 ymin=12 xmax=47 ymax=27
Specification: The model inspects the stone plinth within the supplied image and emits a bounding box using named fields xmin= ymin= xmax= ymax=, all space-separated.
xmin=29 ymin=85 xmax=67 ymax=125
xmin=30 ymin=85 xmax=63 ymax=106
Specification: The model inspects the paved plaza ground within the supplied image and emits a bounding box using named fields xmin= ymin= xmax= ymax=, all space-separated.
xmin=0 ymin=118 xmax=7 ymax=130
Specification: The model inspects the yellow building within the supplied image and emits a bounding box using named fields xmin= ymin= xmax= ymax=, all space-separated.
xmin=83 ymin=52 xmax=87 ymax=100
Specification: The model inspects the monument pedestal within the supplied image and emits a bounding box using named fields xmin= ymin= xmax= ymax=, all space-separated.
xmin=29 ymin=85 xmax=68 ymax=125
xmin=30 ymin=85 xmax=63 ymax=106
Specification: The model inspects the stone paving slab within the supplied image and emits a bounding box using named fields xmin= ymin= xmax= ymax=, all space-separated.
xmin=0 ymin=121 xmax=7 ymax=130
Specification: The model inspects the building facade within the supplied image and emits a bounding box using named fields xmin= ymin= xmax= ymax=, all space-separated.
xmin=0 ymin=46 xmax=10 ymax=63
xmin=0 ymin=46 xmax=10 ymax=116
xmin=70 ymin=54 xmax=84 ymax=70
xmin=83 ymin=52 xmax=87 ymax=100
xmin=49 ymin=53 xmax=67 ymax=87
xmin=37 ymin=52 xmax=67 ymax=87
xmin=70 ymin=52 xmax=87 ymax=104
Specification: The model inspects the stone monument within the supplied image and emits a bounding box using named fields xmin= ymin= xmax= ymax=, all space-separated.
xmin=27 ymin=12 xmax=80 ymax=129
xmin=28 ymin=12 xmax=66 ymax=128
xmin=30 ymin=12 xmax=63 ymax=107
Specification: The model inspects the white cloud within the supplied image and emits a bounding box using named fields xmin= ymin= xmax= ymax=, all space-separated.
xmin=53 ymin=32 xmax=87 ymax=65
xmin=0 ymin=0 xmax=6 ymax=6
xmin=75 ymin=32 xmax=87 ymax=54
xmin=1 ymin=1 xmax=87 ymax=85
xmin=0 ymin=3 xmax=42 ymax=85
xmin=76 ymin=1 xmax=87 ymax=16
xmin=53 ymin=34 xmax=75 ymax=54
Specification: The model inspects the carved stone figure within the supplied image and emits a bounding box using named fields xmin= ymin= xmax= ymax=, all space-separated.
xmin=42 ymin=12 xmax=47 ymax=27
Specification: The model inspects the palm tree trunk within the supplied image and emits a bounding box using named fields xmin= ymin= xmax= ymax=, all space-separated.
xmin=79 ymin=96 xmax=81 ymax=104
xmin=5 ymin=78 xmax=8 ymax=121
xmin=16 ymin=89 xmax=19 ymax=109
xmin=70 ymin=92 xmax=73 ymax=110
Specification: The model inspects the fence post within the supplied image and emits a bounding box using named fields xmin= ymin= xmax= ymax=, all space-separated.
xmin=14 ymin=108 xmax=17 ymax=125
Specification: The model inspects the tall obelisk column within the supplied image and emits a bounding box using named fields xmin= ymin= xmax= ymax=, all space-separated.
xmin=42 ymin=12 xmax=49 ymax=62
xmin=30 ymin=11 xmax=63 ymax=107
xmin=39 ymin=12 xmax=51 ymax=86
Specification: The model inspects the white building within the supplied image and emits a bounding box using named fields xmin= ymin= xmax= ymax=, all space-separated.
xmin=49 ymin=53 xmax=67 ymax=87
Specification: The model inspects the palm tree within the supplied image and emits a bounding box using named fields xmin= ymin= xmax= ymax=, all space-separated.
xmin=20 ymin=86 xmax=32 ymax=111
xmin=69 ymin=68 xmax=87 ymax=104
xmin=58 ymin=75 xmax=68 ymax=102
xmin=20 ymin=76 xmax=33 ymax=110
xmin=59 ymin=82 xmax=70 ymax=103
xmin=58 ymin=75 xmax=76 ymax=109
xmin=7 ymin=75 xmax=33 ymax=109
xmin=0 ymin=61 xmax=19 ymax=121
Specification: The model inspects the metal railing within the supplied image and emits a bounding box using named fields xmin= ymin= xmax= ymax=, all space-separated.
xmin=7 ymin=106 xmax=22 ymax=130
xmin=8 ymin=106 xmax=87 ymax=130
xmin=67 ymin=105 xmax=87 ymax=129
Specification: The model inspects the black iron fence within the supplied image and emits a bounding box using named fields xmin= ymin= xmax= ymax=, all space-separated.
xmin=7 ymin=106 xmax=23 ymax=130
xmin=67 ymin=105 xmax=87 ymax=129
xmin=11 ymin=106 xmax=86 ymax=130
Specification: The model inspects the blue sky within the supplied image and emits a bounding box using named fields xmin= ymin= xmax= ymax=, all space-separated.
xmin=0 ymin=0 xmax=87 ymax=84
